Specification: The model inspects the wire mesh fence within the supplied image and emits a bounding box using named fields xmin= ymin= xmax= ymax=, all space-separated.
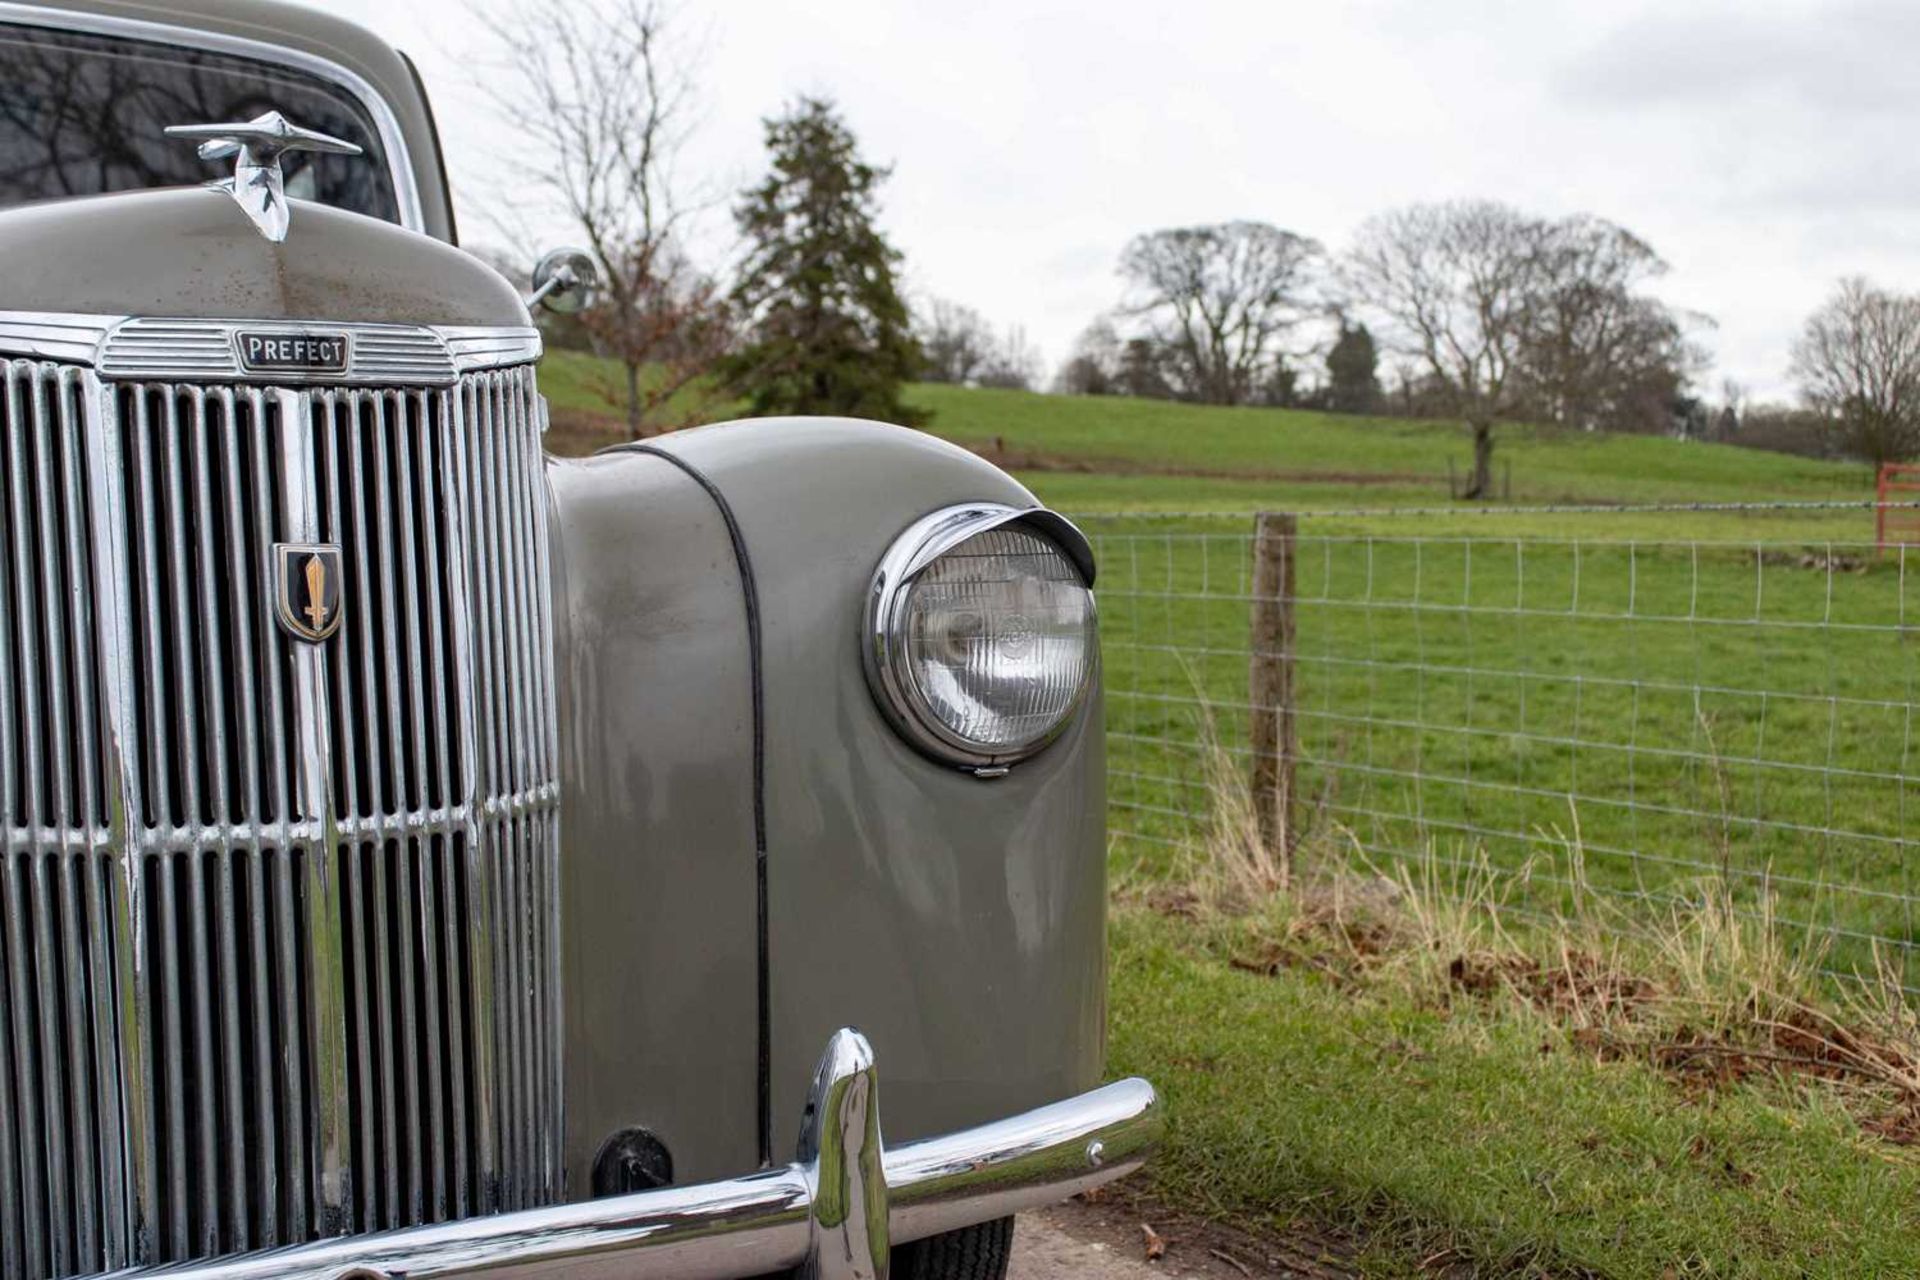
xmin=1090 ymin=507 xmax=1920 ymax=984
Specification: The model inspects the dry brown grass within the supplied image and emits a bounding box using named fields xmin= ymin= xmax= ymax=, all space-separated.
xmin=1128 ymin=700 xmax=1920 ymax=1140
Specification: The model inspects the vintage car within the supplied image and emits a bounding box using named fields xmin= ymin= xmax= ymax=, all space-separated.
xmin=0 ymin=2 xmax=1158 ymax=1279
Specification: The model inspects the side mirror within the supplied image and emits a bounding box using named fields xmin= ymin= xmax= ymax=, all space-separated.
xmin=527 ymin=248 xmax=600 ymax=314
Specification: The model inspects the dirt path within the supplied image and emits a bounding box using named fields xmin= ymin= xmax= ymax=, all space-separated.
xmin=1009 ymin=1197 xmax=1360 ymax=1280
xmin=1009 ymin=1208 xmax=1170 ymax=1279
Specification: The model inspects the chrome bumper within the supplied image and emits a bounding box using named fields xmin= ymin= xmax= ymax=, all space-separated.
xmin=106 ymin=1030 xmax=1160 ymax=1280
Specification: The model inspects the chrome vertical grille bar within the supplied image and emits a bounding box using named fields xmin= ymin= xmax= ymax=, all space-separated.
xmin=500 ymin=376 xmax=531 ymax=1210
xmin=416 ymin=389 xmax=467 ymax=1221
xmin=255 ymin=386 xmax=312 ymax=1246
xmin=7 ymin=364 xmax=53 ymax=1280
xmin=447 ymin=378 xmax=499 ymax=1217
xmin=393 ymin=390 xmax=449 ymax=1224
xmin=52 ymin=853 xmax=94 ymax=1269
xmin=239 ymin=387 xmax=291 ymax=1250
xmin=55 ymin=366 xmax=121 ymax=1274
xmin=320 ymin=392 xmax=377 ymax=1239
xmin=493 ymin=376 xmax=530 ymax=1210
xmin=159 ymin=388 xmax=221 ymax=1262
xmin=82 ymin=369 xmax=145 ymax=1273
xmin=364 ymin=389 xmax=404 ymax=1230
xmin=27 ymin=368 xmax=76 ymax=1280
xmin=125 ymin=387 xmax=188 ymax=1260
xmin=186 ymin=386 xmax=249 ymax=1256
xmin=1 ymin=383 xmax=49 ymax=1280
xmin=0 ymin=369 xmax=20 ymax=1280
xmin=369 ymin=392 xmax=424 ymax=1228
xmin=59 ymin=386 xmax=106 ymax=1270
xmin=280 ymin=387 xmax=350 ymax=1242
xmin=474 ymin=373 xmax=525 ymax=1210
xmin=461 ymin=374 xmax=507 ymax=1208
xmin=211 ymin=384 xmax=274 ymax=1254
xmin=1 ymin=854 xmax=45 ymax=1280
xmin=28 ymin=854 xmax=71 ymax=1280
xmin=340 ymin=388 xmax=401 ymax=1233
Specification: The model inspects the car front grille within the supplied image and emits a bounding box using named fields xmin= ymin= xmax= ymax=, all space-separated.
xmin=0 ymin=357 xmax=561 ymax=1280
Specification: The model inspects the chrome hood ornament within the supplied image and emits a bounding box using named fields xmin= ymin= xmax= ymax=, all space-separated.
xmin=165 ymin=110 xmax=362 ymax=243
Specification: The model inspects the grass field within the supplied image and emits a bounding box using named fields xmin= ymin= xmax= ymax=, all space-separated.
xmin=539 ymin=360 xmax=1919 ymax=1273
xmin=1099 ymin=528 xmax=1920 ymax=983
xmin=1111 ymin=908 xmax=1920 ymax=1279
xmin=902 ymin=382 xmax=1873 ymax=522
xmin=539 ymin=356 xmax=1875 ymax=533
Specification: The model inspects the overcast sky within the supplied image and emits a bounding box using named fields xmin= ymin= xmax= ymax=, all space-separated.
xmin=326 ymin=0 xmax=1920 ymax=402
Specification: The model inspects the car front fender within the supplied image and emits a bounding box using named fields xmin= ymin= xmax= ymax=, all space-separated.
xmin=549 ymin=416 xmax=1107 ymax=1190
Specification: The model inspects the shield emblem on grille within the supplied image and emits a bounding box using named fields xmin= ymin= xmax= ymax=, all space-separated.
xmin=274 ymin=543 xmax=344 ymax=642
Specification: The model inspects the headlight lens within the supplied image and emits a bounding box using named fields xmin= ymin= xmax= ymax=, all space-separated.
xmin=866 ymin=505 xmax=1096 ymax=769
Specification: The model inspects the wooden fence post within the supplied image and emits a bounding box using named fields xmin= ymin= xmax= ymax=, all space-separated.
xmin=1249 ymin=512 xmax=1297 ymax=879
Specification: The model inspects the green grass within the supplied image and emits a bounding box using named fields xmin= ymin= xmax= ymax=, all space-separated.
xmin=898 ymin=382 xmax=1872 ymax=520
xmin=537 ymin=348 xmax=738 ymax=450
xmin=1110 ymin=910 xmax=1920 ymax=1278
xmin=539 ymin=361 xmax=1875 ymax=536
xmin=1101 ymin=528 xmax=1920 ymax=983
xmin=532 ymin=348 xmax=613 ymax=411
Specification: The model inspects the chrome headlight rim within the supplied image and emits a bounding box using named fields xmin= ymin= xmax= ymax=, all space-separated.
xmin=864 ymin=502 xmax=1098 ymax=772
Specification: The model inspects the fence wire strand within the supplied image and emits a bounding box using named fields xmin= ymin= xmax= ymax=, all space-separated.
xmin=1093 ymin=509 xmax=1920 ymax=984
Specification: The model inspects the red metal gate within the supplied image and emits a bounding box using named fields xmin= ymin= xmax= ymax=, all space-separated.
xmin=1877 ymin=463 xmax=1920 ymax=547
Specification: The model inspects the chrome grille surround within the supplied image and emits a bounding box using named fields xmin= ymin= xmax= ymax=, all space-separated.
xmin=0 ymin=315 xmax=560 ymax=1280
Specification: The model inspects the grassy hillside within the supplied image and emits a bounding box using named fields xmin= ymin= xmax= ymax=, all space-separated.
xmin=539 ymin=356 xmax=1872 ymax=535
xmin=904 ymin=383 xmax=1866 ymax=505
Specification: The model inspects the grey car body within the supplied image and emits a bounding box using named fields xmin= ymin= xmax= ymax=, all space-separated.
xmin=0 ymin=3 xmax=1152 ymax=1280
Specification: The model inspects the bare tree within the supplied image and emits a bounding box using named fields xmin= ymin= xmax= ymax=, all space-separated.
xmin=916 ymin=299 xmax=1044 ymax=390
xmin=975 ymin=325 xmax=1043 ymax=391
xmin=1790 ymin=277 xmax=1920 ymax=466
xmin=1055 ymin=319 xmax=1121 ymax=395
xmin=1738 ymin=403 xmax=1834 ymax=458
xmin=1519 ymin=215 xmax=1707 ymax=434
xmin=1116 ymin=337 xmax=1175 ymax=400
xmin=1118 ymin=221 xmax=1321 ymax=406
xmin=1345 ymin=204 xmax=1706 ymax=461
xmin=1342 ymin=201 xmax=1549 ymax=498
xmin=1719 ymin=378 xmax=1747 ymax=421
xmin=1710 ymin=377 xmax=1745 ymax=442
xmin=916 ymin=299 xmax=994 ymax=384
xmin=474 ymin=0 xmax=730 ymax=437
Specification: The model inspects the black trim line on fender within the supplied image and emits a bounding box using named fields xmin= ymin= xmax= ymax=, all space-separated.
xmin=614 ymin=443 xmax=773 ymax=1168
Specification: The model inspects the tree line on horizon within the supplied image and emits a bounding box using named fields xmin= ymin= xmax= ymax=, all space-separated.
xmin=479 ymin=0 xmax=1920 ymax=485
xmin=1046 ymin=210 xmax=1709 ymax=498
xmin=1021 ymin=215 xmax=1920 ymax=476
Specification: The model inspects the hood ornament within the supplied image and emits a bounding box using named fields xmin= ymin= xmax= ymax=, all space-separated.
xmin=165 ymin=110 xmax=362 ymax=243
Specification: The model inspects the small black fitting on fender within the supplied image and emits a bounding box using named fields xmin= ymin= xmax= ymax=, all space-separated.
xmin=591 ymin=1126 xmax=675 ymax=1197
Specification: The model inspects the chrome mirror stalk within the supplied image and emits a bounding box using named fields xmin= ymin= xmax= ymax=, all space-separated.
xmin=526 ymin=248 xmax=601 ymax=313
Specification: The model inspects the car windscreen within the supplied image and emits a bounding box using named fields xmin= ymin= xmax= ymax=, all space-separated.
xmin=0 ymin=21 xmax=399 ymax=223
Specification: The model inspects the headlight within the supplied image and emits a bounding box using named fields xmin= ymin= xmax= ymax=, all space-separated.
xmin=865 ymin=503 xmax=1097 ymax=773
